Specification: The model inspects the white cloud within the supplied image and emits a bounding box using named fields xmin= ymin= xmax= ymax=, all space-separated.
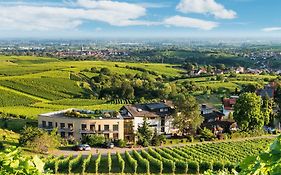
xmin=0 ymin=0 xmax=219 ymax=32
xmin=262 ymin=27 xmax=281 ymax=32
xmin=176 ymin=0 xmax=237 ymax=19
xmin=164 ymin=15 xmax=218 ymax=30
xmin=0 ymin=0 xmax=152 ymax=31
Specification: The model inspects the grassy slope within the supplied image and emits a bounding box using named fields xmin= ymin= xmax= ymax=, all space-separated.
xmin=0 ymin=56 xmax=182 ymax=118
xmin=0 ymin=55 xmax=275 ymax=118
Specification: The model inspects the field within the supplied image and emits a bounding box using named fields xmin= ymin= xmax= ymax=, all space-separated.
xmin=0 ymin=55 xmax=276 ymax=118
xmin=43 ymin=138 xmax=273 ymax=174
xmin=0 ymin=56 xmax=184 ymax=117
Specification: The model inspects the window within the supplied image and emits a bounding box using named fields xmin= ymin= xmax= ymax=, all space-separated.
xmin=60 ymin=123 xmax=65 ymax=129
xmin=90 ymin=124 xmax=95 ymax=131
xmin=42 ymin=121 xmax=46 ymax=127
xmin=104 ymin=125 xmax=109 ymax=131
xmin=68 ymin=132 xmax=73 ymax=137
xmin=113 ymin=133 xmax=119 ymax=139
xmin=98 ymin=125 xmax=101 ymax=131
xmin=48 ymin=122 xmax=53 ymax=128
xmin=81 ymin=124 xmax=87 ymax=131
xmin=60 ymin=132 xmax=65 ymax=138
xmin=113 ymin=124 xmax=119 ymax=131
xmin=160 ymin=108 xmax=164 ymax=112
xmin=68 ymin=123 xmax=73 ymax=130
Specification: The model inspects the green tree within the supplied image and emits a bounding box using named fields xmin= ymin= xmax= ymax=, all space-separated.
xmin=151 ymin=128 xmax=166 ymax=146
xmin=82 ymin=134 xmax=105 ymax=147
xmin=19 ymin=127 xmax=61 ymax=153
xmin=233 ymin=93 xmax=263 ymax=131
xmin=137 ymin=118 xmax=153 ymax=147
xmin=172 ymin=94 xmax=203 ymax=135
xmin=100 ymin=67 xmax=111 ymax=75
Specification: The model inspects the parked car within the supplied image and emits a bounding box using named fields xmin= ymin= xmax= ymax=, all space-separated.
xmin=72 ymin=144 xmax=91 ymax=151
xmin=106 ymin=142 xmax=114 ymax=149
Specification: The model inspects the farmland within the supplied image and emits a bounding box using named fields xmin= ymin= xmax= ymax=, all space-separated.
xmin=0 ymin=56 xmax=277 ymax=118
xmin=43 ymin=137 xmax=273 ymax=174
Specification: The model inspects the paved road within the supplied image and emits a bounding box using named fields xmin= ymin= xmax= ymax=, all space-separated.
xmin=49 ymin=135 xmax=278 ymax=157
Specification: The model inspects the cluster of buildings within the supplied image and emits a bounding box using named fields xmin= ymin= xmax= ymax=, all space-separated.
xmin=38 ymin=101 xmax=175 ymax=143
xmin=38 ymin=83 xmax=278 ymax=143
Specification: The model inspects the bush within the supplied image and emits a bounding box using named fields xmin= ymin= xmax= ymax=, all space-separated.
xmin=224 ymin=161 xmax=235 ymax=172
xmin=82 ymin=134 xmax=105 ymax=147
xmin=200 ymin=161 xmax=213 ymax=173
xmin=20 ymin=127 xmax=61 ymax=153
xmin=188 ymin=161 xmax=199 ymax=174
xmin=213 ymin=161 xmax=224 ymax=171
xmin=115 ymin=139 xmax=127 ymax=148
xmin=186 ymin=135 xmax=194 ymax=142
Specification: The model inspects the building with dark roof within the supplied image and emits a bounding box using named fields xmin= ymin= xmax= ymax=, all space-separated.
xmin=120 ymin=101 xmax=175 ymax=142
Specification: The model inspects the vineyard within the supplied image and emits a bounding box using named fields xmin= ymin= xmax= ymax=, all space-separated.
xmin=0 ymin=78 xmax=83 ymax=100
xmin=43 ymin=138 xmax=273 ymax=174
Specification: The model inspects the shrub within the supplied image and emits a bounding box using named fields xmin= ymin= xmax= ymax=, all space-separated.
xmin=116 ymin=139 xmax=127 ymax=148
xmin=176 ymin=160 xmax=188 ymax=174
xmin=199 ymin=161 xmax=213 ymax=173
xmin=188 ymin=161 xmax=199 ymax=174
xmin=20 ymin=127 xmax=61 ymax=153
xmin=213 ymin=161 xmax=224 ymax=171
xmin=82 ymin=134 xmax=105 ymax=147
xmin=224 ymin=161 xmax=235 ymax=172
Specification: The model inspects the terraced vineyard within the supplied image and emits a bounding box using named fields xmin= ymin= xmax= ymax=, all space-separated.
xmin=0 ymin=55 xmax=277 ymax=118
xmin=44 ymin=138 xmax=273 ymax=174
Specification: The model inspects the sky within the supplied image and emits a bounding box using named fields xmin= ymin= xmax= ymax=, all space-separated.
xmin=0 ymin=0 xmax=281 ymax=39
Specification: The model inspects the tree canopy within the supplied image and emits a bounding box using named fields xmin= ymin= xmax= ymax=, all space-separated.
xmin=233 ymin=93 xmax=264 ymax=131
xmin=172 ymin=94 xmax=203 ymax=135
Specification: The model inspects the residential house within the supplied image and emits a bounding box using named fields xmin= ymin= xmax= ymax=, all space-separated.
xmin=38 ymin=109 xmax=124 ymax=141
xmin=222 ymin=96 xmax=239 ymax=117
xmin=235 ymin=66 xmax=245 ymax=74
xmin=120 ymin=101 xmax=175 ymax=142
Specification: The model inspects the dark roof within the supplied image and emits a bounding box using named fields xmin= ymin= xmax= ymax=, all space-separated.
xmin=122 ymin=102 xmax=173 ymax=118
xmin=257 ymin=87 xmax=275 ymax=98
xmin=146 ymin=103 xmax=167 ymax=110
xmin=202 ymin=111 xmax=225 ymax=121
xmin=202 ymin=119 xmax=236 ymax=130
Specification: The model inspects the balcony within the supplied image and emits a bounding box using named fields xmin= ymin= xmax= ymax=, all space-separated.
xmin=79 ymin=129 xmax=96 ymax=134
xmin=39 ymin=125 xmax=54 ymax=131
xmin=59 ymin=127 xmax=74 ymax=132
